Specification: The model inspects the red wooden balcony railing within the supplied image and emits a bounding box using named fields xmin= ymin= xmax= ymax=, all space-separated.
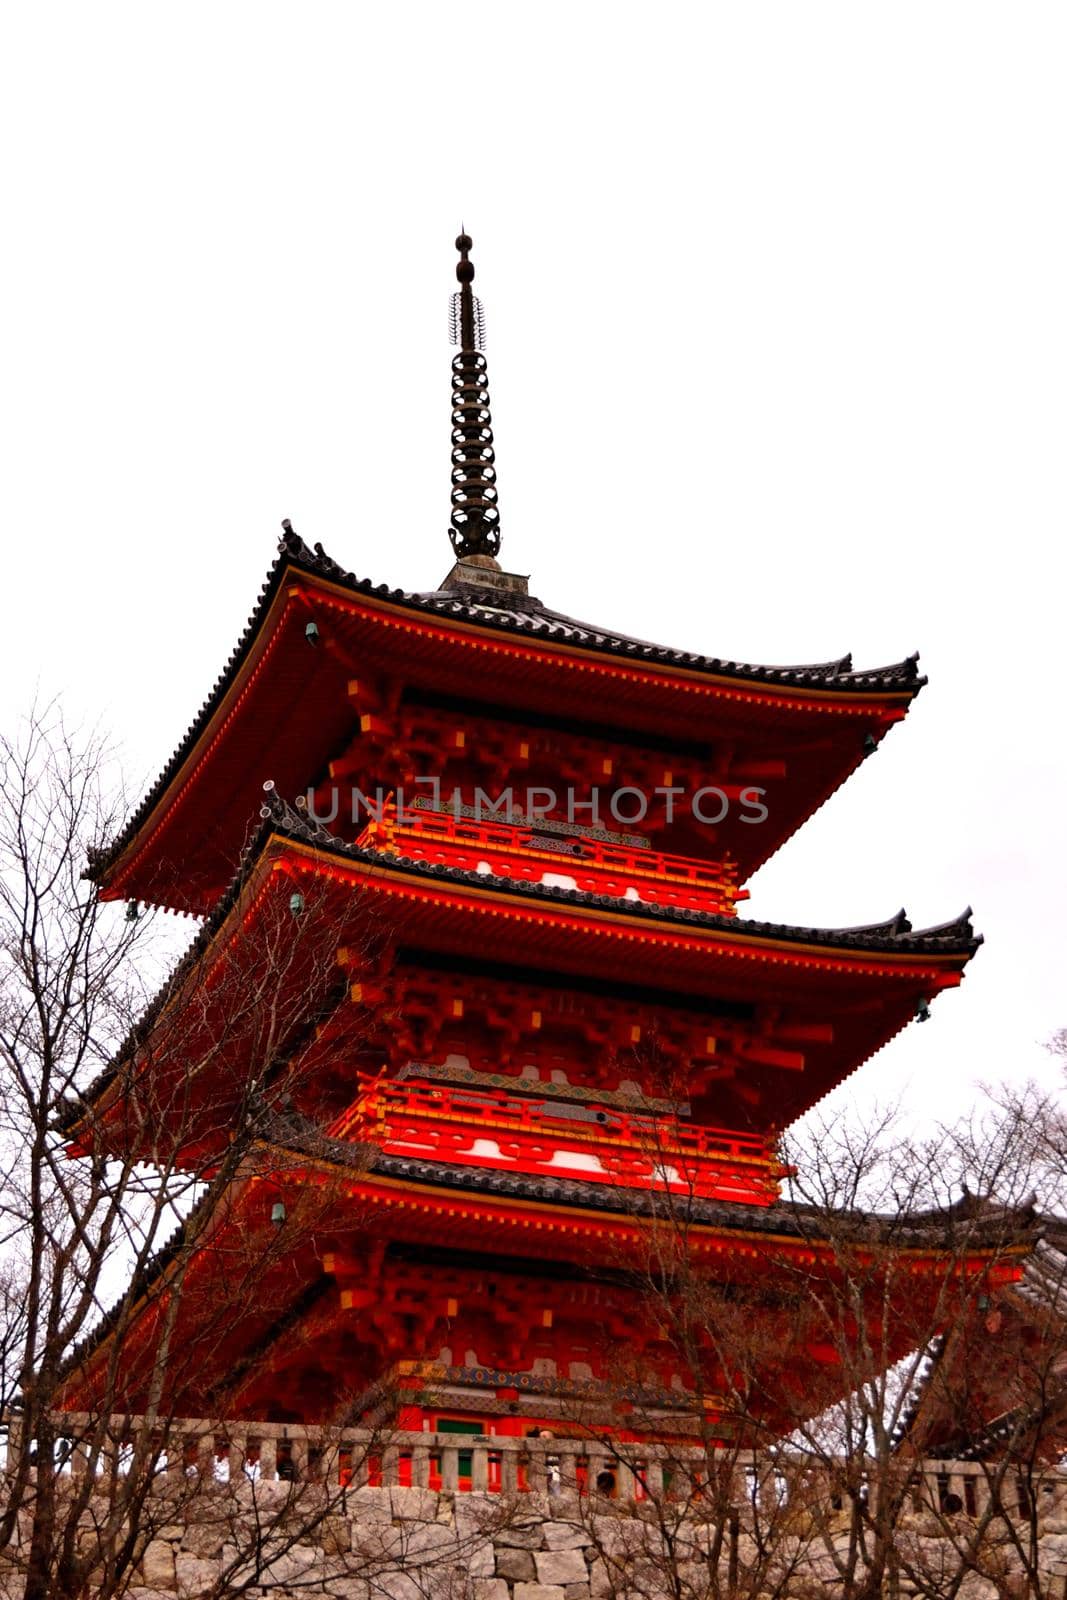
xmin=330 ymin=1076 xmax=784 ymax=1206
xmin=356 ymin=802 xmax=747 ymax=916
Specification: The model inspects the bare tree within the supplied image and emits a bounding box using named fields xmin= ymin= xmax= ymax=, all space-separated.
xmin=892 ymin=1074 xmax=1067 ymax=1600
xmin=522 ymin=1052 xmax=1063 ymax=1600
xmin=0 ymin=704 xmax=485 ymax=1599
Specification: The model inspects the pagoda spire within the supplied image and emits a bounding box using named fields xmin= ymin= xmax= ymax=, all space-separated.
xmin=448 ymin=232 xmax=501 ymax=563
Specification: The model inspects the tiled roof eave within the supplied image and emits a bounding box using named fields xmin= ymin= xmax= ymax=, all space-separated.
xmin=255 ymin=1126 xmax=1041 ymax=1253
xmin=54 ymin=1132 xmax=1041 ymax=1392
xmin=59 ymin=795 xmax=980 ymax=1143
xmin=89 ymin=529 xmax=926 ymax=884
xmin=266 ymin=794 xmax=982 ymax=959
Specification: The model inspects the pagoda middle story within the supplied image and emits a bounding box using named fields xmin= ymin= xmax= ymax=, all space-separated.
xmin=59 ymin=235 xmax=1006 ymax=1449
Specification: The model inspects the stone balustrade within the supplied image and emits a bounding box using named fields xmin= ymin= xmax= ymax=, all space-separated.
xmin=5 ymin=1413 xmax=1063 ymax=1521
xmin=2 ymin=1416 xmax=1066 ymax=1600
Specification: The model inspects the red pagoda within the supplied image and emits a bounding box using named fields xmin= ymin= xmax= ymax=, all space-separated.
xmin=61 ymin=235 xmax=1001 ymax=1452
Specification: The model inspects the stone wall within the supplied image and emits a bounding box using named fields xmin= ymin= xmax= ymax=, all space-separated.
xmin=5 ymin=1477 xmax=1067 ymax=1600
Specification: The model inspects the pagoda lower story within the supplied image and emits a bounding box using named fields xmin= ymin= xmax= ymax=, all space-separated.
xmin=59 ymin=802 xmax=1000 ymax=1449
xmin=64 ymin=1131 xmax=1019 ymax=1449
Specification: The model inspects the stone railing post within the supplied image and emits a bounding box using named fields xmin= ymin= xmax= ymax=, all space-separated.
xmin=919 ymin=1464 xmax=939 ymax=1515
xmin=317 ymin=1441 xmax=340 ymax=1486
xmin=106 ymin=1433 xmax=131 ymax=1478
xmin=557 ymin=1442 xmax=578 ymax=1496
xmin=587 ymin=1448 xmax=611 ymax=1498
xmin=470 ymin=1439 xmax=489 ymax=1491
xmin=861 ymin=1463 xmax=877 ymax=1518
xmin=758 ymin=1464 xmax=782 ymax=1515
xmin=79 ymin=1437 xmax=99 ymax=1480
xmin=728 ymin=1463 xmax=750 ymax=1518
xmin=501 ymin=1439 xmax=521 ymax=1495
xmin=946 ymin=1468 xmax=968 ymax=1513
xmin=997 ymin=1469 xmax=1021 ymax=1518
xmin=68 ymin=1432 xmax=91 ymax=1481
xmin=167 ymin=1434 xmax=188 ymax=1483
xmin=524 ymin=1442 xmax=547 ymax=1496
xmin=5 ymin=1415 xmax=23 ymax=1472
xmin=286 ymin=1434 xmax=307 ymax=1483
xmin=411 ymin=1444 xmax=431 ymax=1488
xmin=967 ymin=1465 xmax=992 ymax=1517
xmin=440 ymin=1443 xmax=459 ymax=1492
xmin=227 ymin=1435 xmax=247 ymax=1484
xmin=258 ymin=1435 xmax=278 ymax=1482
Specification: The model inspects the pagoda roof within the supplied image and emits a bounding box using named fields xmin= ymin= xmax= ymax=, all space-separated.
xmin=893 ymin=1211 xmax=1066 ymax=1459
xmin=259 ymin=790 xmax=978 ymax=958
xmin=91 ymin=528 xmax=927 ymax=912
xmin=62 ymin=794 xmax=981 ymax=1151
xmin=388 ymin=587 xmax=920 ymax=695
xmin=57 ymin=1127 xmax=1037 ymax=1419
xmin=316 ymin=1139 xmax=1035 ymax=1253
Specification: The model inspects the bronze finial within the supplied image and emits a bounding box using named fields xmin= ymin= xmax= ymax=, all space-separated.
xmin=448 ymin=232 xmax=500 ymax=562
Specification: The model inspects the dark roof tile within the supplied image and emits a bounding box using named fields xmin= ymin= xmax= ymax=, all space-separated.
xmin=90 ymin=529 xmax=926 ymax=882
xmin=61 ymin=791 xmax=980 ymax=1138
xmin=258 ymin=789 xmax=981 ymax=957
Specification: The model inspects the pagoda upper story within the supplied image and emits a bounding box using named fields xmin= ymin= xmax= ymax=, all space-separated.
xmin=76 ymin=234 xmax=979 ymax=1164
xmin=94 ymin=528 xmax=923 ymax=916
xmin=89 ymin=239 xmax=926 ymax=920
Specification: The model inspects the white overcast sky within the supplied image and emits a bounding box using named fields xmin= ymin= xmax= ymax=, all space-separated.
xmin=1 ymin=4 xmax=1064 ymax=1131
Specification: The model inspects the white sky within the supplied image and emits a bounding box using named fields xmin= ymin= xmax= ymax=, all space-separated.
xmin=1 ymin=3 xmax=1064 ymax=1131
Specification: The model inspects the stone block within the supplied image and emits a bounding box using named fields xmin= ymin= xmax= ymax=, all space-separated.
xmin=318 ymin=1512 xmax=353 ymax=1554
xmin=496 ymin=1546 xmax=537 ymax=1582
xmin=468 ymin=1538 xmax=497 ymax=1577
xmin=455 ymin=1503 xmax=497 ymax=1542
xmin=399 ymin=1518 xmax=495 ymax=1578
xmin=564 ymin=1587 xmax=591 ymax=1599
xmin=351 ymin=1523 xmax=406 ymax=1565
xmin=347 ymin=1485 xmax=395 ymax=1522
xmin=179 ymin=1519 xmax=226 ymax=1559
xmin=955 ymin=1580 xmax=998 ymax=1600
xmin=174 ymin=1551 xmax=220 ymax=1597
xmin=543 ymin=1521 xmax=594 ymax=1551
xmin=588 ymin=1561 xmax=614 ymax=1600
xmin=535 ymin=1549 xmax=589 ymax=1587
xmin=473 ymin=1583 xmax=510 ymax=1600
xmin=140 ymin=1540 xmax=176 ymax=1590
xmin=389 ymin=1485 xmax=441 ymax=1520
xmin=496 ymin=1523 xmax=546 ymax=1549
xmin=514 ymin=1587 xmax=566 ymax=1600
xmin=248 ymin=1543 xmax=319 ymax=1587
xmin=403 ymin=1522 xmax=458 ymax=1558
xmin=587 ymin=1518 xmax=649 ymax=1557
xmin=667 ymin=1560 xmax=707 ymax=1591
xmin=74 ymin=1525 xmax=106 ymax=1575
xmin=375 ymin=1573 xmax=424 ymax=1600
